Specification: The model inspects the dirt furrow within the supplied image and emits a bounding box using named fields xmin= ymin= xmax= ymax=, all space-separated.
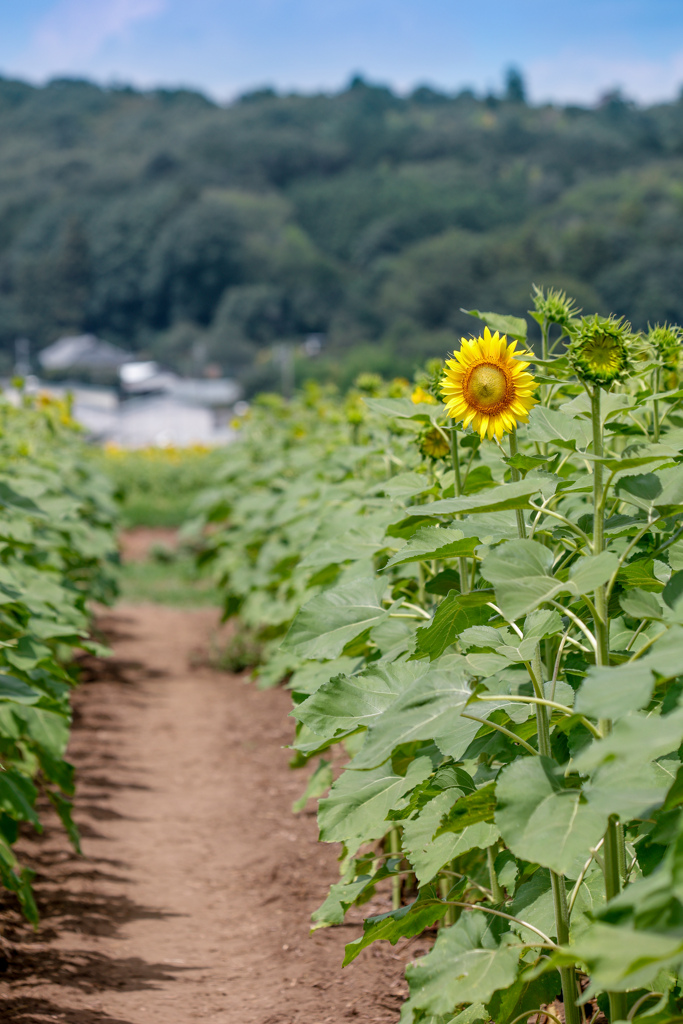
xmin=0 ymin=604 xmax=419 ymax=1024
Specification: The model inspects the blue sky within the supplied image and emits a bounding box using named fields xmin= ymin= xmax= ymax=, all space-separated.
xmin=1 ymin=0 xmax=683 ymax=105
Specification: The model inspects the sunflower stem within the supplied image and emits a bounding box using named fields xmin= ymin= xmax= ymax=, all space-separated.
xmin=487 ymin=844 xmax=504 ymax=903
xmin=540 ymin=317 xmax=551 ymax=416
xmin=590 ymin=385 xmax=628 ymax=1024
xmin=590 ymin=387 xmax=610 ymax=673
xmin=389 ymin=827 xmax=402 ymax=910
xmin=508 ymin=428 xmax=527 ymax=539
xmin=450 ymin=427 xmax=470 ymax=594
xmin=510 ymin=428 xmax=579 ymax=1024
xmin=653 ymin=366 xmax=660 ymax=443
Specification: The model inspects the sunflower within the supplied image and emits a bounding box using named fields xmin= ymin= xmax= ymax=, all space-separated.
xmin=440 ymin=327 xmax=539 ymax=441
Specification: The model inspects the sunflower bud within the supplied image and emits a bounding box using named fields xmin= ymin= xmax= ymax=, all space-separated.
xmin=387 ymin=377 xmax=410 ymax=398
xmin=567 ymin=314 xmax=633 ymax=387
xmin=531 ymin=285 xmax=580 ymax=329
xmin=419 ymin=426 xmax=451 ymax=460
xmin=345 ymin=394 xmax=365 ymax=425
xmin=648 ymin=323 xmax=683 ymax=378
xmin=354 ymin=372 xmax=383 ymax=396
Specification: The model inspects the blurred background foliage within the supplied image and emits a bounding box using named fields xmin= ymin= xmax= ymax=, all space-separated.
xmin=98 ymin=444 xmax=227 ymax=529
xmin=2 ymin=71 xmax=683 ymax=390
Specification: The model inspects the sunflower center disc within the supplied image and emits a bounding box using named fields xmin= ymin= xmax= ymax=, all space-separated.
xmin=468 ymin=364 xmax=508 ymax=408
xmin=585 ymin=338 xmax=620 ymax=371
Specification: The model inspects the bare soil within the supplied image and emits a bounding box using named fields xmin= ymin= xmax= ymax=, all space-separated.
xmin=117 ymin=528 xmax=179 ymax=563
xmin=0 ymin=604 xmax=420 ymax=1024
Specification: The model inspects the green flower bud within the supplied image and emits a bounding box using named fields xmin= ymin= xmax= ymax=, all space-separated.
xmin=419 ymin=426 xmax=450 ymax=460
xmin=648 ymin=323 xmax=683 ymax=375
xmin=531 ymin=285 xmax=580 ymax=329
xmin=567 ymin=313 xmax=633 ymax=387
xmin=354 ymin=372 xmax=383 ymax=396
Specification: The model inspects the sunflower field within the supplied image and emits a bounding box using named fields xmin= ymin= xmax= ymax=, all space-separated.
xmin=0 ymin=392 xmax=118 ymax=921
xmin=195 ymin=289 xmax=683 ymax=1024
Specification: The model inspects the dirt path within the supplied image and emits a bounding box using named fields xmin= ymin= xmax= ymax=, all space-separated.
xmin=0 ymin=605 xmax=418 ymax=1024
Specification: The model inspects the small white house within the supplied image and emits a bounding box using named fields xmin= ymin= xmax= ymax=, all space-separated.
xmin=107 ymin=395 xmax=236 ymax=449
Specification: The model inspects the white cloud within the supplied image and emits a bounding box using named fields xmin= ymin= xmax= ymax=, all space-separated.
xmin=527 ymin=47 xmax=683 ymax=105
xmin=17 ymin=0 xmax=166 ymax=77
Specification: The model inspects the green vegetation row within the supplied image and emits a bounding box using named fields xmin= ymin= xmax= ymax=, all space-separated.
xmin=194 ymin=292 xmax=683 ymax=1023
xmin=0 ymin=394 xmax=117 ymax=920
xmin=5 ymin=74 xmax=683 ymax=388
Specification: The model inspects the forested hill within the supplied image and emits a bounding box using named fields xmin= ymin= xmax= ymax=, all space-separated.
xmin=2 ymin=73 xmax=683 ymax=390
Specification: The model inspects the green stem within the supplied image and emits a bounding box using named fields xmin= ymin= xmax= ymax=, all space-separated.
xmin=487 ymin=844 xmax=504 ymax=903
xmin=603 ymin=818 xmax=628 ymax=1022
xmin=389 ymin=827 xmax=402 ymax=911
xmin=653 ymin=367 xmax=660 ymax=443
xmin=590 ymin=386 xmax=610 ymax=671
xmin=508 ymin=428 xmax=527 ymax=539
xmin=461 ymin=712 xmax=540 ymax=756
xmin=451 ymin=427 xmax=470 ymax=594
xmin=550 ymin=872 xmax=581 ymax=1024
xmin=591 ymin=386 xmax=628 ymax=1024
xmin=509 ymin=428 xmax=579 ymax=1024
xmin=439 ymin=863 xmax=457 ymax=926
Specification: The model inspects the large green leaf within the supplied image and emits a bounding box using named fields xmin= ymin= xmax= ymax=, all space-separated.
xmin=7 ymin=706 xmax=70 ymax=758
xmin=292 ymin=757 xmax=333 ymax=813
xmin=403 ymin=789 xmax=499 ymax=885
xmin=384 ymin=526 xmax=477 ymax=569
xmin=317 ymin=756 xmax=433 ymax=849
xmin=575 ymin=626 xmax=683 ymax=720
xmin=462 ymin=309 xmax=528 ymax=341
xmin=282 ymin=577 xmax=389 ymax=658
xmin=299 ymin=520 xmax=391 ymax=568
xmin=524 ymin=406 xmax=591 ymax=450
xmin=573 ymin=709 xmax=683 ymax=777
xmin=653 ymin=466 xmax=683 ymax=515
xmin=350 ymin=663 xmax=479 ymax=769
xmin=556 ymin=923 xmax=683 ymax=994
xmin=435 ymin=782 xmax=498 ymax=836
xmin=368 ymin=472 xmax=437 ymax=500
xmin=410 ymin=479 xmax=547 ymax=519
xmin=482 ymin=541 xmax=618 ymax=619
xmin=0 ymin=675 xmax=41 ymax=705
xmin=311 ymin=874 xmax=375 ymax=929
xmin=401 ymin=911 xmax=519 ymax=1019
xmin=487 ymin=963 xmax=562 ymax=1024
xmin=0 ymin=773 xmax=39 ymax=827
xmin=364 ymin=397 xmax=445 ymax=423
xmin=495 ymin=757 xmax=606 ymax=876
xmin=414 ymin=593 xmax=491 ymax=661
xmin=343 ymin=887 xmax=449 ymax=965
xmin=292 ymin=660 xmax=425 ymax=739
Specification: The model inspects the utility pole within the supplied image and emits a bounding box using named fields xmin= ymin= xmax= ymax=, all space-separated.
xmin=14 ymin=338 xmax=30 ymax=378
xmin=276 ymin=342 xmax=294 ymax=399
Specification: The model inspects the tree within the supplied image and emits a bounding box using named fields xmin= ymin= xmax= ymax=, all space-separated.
xmin=504 ymin=67 xmax=527 ymax=104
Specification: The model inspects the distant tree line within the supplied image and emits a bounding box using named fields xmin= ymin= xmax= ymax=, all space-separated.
xmin=1 ymin=71 xmax=683 ymax=390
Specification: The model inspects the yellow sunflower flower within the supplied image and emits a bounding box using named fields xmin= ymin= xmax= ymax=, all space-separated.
xmin=440 ymin=327 xmax=539 ymax=441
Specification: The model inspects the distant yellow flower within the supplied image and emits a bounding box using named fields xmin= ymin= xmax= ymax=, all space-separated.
xmin=411 ymin=385 xmax=437 ymax=405
xmin=441 ymin=327 xmax=539 ymax=441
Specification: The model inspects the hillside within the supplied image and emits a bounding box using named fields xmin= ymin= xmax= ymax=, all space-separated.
xmin=1 ymin=74 xmax=683 ymax=389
